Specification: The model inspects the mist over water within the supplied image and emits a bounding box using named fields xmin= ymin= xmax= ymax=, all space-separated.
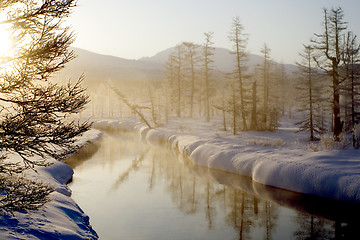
xmin=67 ymin=132 xmax=360 ymax=240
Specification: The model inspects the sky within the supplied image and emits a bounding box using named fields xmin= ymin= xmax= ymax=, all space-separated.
xmin=68 ymin=0 xmax=360 ymax=64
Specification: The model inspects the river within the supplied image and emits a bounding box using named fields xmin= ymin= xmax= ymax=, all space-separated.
xmin=66 ymin=131 xmax=360 ymax=240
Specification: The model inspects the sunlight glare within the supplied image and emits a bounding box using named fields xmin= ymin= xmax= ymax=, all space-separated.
xmin=0 ymin=27 xmax=11 ymax=58
xmin=0 ymin=12 xmax=12 ymax=60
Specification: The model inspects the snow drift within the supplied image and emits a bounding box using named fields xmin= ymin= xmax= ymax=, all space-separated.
xmin=93 ymin=118 xmax=360 ymax=203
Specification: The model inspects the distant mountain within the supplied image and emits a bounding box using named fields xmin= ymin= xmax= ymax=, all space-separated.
xmin=139 ymin=47 xmax=267 ymax=73
xmin=58 ymin=48 xmax=163 ymax=83
xmin=57 ymin=47 xmax=297 ymax=84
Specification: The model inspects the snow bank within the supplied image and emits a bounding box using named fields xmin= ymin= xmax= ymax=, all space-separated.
xmin=0 ymin=129 xmax=102 ymax=240
xmin=94 ymin=118 xmax=360 ymax=204
xmin=0 ymin=191 xmax=97 ymax=240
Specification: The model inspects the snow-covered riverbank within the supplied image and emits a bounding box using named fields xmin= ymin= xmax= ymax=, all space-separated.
xmin=0 ymin=129 xmax=102 ymax=240
xmin=1 ymin=116 xmax=359 ymax=239
xmin=94 ymin=117 xmax=360 ymax=203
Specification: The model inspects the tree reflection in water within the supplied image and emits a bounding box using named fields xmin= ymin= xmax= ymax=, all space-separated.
xmin=67 ymin=132 xmax=360 ymax=240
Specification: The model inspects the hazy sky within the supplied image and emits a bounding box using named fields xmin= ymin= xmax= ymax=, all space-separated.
xmin=69 ymin=0 xmax=360 ymax=64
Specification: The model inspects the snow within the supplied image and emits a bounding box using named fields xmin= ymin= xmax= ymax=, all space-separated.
xmin=0 ymin=129 xmax=102 ymax=240
xmin=2 ymin=116 xmax=359 ymax=239
xmin=92 ymin=117 xmax=360 ymax=203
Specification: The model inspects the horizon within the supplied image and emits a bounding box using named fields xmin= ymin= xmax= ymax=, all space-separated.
xmin=68 ymin=0 xmax=360 ymax=65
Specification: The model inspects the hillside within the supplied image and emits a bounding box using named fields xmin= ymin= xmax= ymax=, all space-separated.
xmin=57 ymin=47 xmax=297 ymax=84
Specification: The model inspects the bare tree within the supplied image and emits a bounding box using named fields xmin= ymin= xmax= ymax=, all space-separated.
xmin=183 ymin=42 xmax=200 ymax=118
xmin=342 ymin=31 xmax=360 ymax=147
xmin=229 ymin=16 xmax=249 ymax=130
xmin=0 ymin=0 xmax=90 ymax=213
xmin=164 ymin=44 xmax=184 ymax=118
xmin=110 ymin=86 xmax=153 ymax=129
xmin=296 ymin=45 xmax=325 ymax=141
xmin=203 ymin=32 xmax=215 ymax=122
xmin=250 ymin=81 xmax=258 ymax=130
xmin=260 ymin=43 xmax=271 ymax=128
xmin=312 ymin=7 xmax=347 ymax=139
xmin=174 ymin=44 xmax=184 ymax=117
xmin=164 ymin=54 xmax=177 ymax=118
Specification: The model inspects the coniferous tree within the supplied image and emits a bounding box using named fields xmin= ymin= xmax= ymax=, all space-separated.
xmin=0 ymin=0 xmax=90 ymax=213
xmin=312 ymin=7 xmax=347 ymax=139
xmin=174 ymin=44 xmax=184 ymax=117
xmin=164 ymin=54 xmax=177 ymax=118
xmin=277 ymin=63 xmax=288 ymax=117
xmin=250 ymin=81 xmax=258 ymax=130
xmin=229 ymin=16 xmax=249 ymax=130
xmin=183 ymin=42 xmax=200 ymax=118
xmin=296 ymin=45 xmax=325 ymax=141
xmin=202 ymin=32 xmax=215 ymax=122
xmin=342 ymin=31 xmax=360 ymax=147
xmin=260 ymin=43 xmax=271 ymax=128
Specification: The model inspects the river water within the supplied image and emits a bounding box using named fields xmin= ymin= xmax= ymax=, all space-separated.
xmin=66 ymin=132 xmax=360 ymax=240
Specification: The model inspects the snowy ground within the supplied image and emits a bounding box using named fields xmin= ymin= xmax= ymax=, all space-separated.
xmin=94 ymin=116 xmax=360 ymax=203
xmin=0 ymin=129 xmax=102 ymax=240
xmin=1 ymin=116 xmax=359 ymax=239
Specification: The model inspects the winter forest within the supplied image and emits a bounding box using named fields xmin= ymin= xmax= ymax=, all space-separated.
xmin=83 ymin=8 xmax=360 ymax=146
xmin=1 ymin=1 xmax=360 ymax=239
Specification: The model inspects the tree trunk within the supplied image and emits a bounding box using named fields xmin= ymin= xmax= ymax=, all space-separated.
xmin=250 ymin=82 xmax=257 ymax=130
xmin=332 ymin=61 xmax=342 ymax=139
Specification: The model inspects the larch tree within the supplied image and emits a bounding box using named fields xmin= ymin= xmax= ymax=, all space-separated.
xmin=174 ymin=44 xmax=184 ymax=117
xmin=277 ymin=63 xmax=287 ymax=117
xmin=229 ymin=16 xmax=249 ymax=131
xmin=183 ymin=42 xmax=200 ymax=118
xmin=296 ymin=45 xmax=324 ymax=141
xmin=0 ymin=0 xmax=90 ymax=213
xmin=250 ymin=81 xmax=257 ymax=130
xmin=165 ymin=44 xmax=185 ymax=118
xmin=164 ymin=54 xmax=177 ymax=120
xmin=229 ymin=82 xmax=240 ymax=135
xmin=202 ymin=32 xmax=215 ymax=122
xmin=260 ymin=43 xmax=271 ymax=129
xmin=342 ymin=31 xmax=360 ymax=147
xmin=312 ymin=7 xmax=347 ymax=139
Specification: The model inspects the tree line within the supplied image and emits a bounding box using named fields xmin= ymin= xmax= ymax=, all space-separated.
xmin=112 ymin=7 xmax=359 ymax=147
xmin=296 ymin=7 xmax=360 ymax=146
xmin=112 ymin=18 xmax=293 ymax=133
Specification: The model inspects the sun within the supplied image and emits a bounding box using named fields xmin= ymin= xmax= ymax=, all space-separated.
xmin=0 ymin=28 xmax=11 ymax=58
xmin=0 ymin=11 xmax=12 ymax=59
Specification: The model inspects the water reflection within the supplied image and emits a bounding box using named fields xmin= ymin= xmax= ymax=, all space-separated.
xmin=67 ymin=132 xmax=360 ymax=240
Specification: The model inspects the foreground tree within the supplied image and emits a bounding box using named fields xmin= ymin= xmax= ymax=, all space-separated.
xmin=0 ymin=0 xmax=90 ymax=213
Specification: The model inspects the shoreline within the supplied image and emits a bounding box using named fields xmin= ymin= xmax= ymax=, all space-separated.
xmin=0 ymin=129 xmax=102 ymax=240
xmin=93 ymin=117 xmax=360 ymax=204
xmin=3 ymin=116 xmax=359 ymax=239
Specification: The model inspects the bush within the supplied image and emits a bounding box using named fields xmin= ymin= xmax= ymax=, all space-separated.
xmin=248 ymin=138 xmax=285 ymax=147
xmin=320 ymin=133 xmax=350 ymax=150
xmin=0 ymin=174 xmax=53 ymax=215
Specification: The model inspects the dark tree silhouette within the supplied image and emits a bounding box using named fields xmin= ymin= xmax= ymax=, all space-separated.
xmin=0 ymin=0 xmax=90 ymax=213
xmin=342 ymin=31 xmax=360 ymax=147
